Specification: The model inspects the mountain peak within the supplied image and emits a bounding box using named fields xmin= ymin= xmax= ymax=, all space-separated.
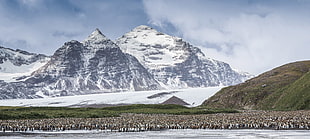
xmin=93 ymin=28 xmax=104 ymax=35
xmin=83 ymin=28 xmax=108 ymax=43
xmin=119 ymin=25 xmax=172 ymax=45
xmin=133 ymin=25 xmax=153 ymax=31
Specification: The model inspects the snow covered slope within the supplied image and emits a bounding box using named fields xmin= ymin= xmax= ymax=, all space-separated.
xmin=116 ymin=25 xmax=251 ymax=88
xmin=0 ymin=46 xmax=49 ymax=82
xmin=0 ymin=87 xmax=222 ymax=107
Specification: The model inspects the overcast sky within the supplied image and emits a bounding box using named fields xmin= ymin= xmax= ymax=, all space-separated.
xmin=0 ymin=0 xmax=309 ymax=75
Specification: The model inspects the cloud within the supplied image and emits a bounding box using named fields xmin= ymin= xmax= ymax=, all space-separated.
xmin=0 ymin=0 xmax=148 ymax=54
xmin=1 ymin=0 xmax=309 ymax=75
xmin=143 ymin=0 xmax=310 ymax=74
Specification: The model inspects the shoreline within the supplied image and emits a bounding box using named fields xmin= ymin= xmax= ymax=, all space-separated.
xmin=1 ymin=110 xmax=310 ymax=132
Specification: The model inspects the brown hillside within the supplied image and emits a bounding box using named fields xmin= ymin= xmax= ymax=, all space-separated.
xmin=202 ymin=60 xmax=310 ymax=110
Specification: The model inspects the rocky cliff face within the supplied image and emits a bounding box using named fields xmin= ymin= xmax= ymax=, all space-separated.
xmin=116 ymin=25 xmax=251 ymax=88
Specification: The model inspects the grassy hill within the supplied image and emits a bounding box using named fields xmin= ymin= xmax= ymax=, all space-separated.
xmin=202 ymin=60 xmax=310 ymax=110
xmin=262 ymin=70 xmax=310 ymax=110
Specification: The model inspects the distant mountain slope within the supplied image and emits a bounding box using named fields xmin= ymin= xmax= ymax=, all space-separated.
xmin=202 ymin=60 xmax=310 ymax=110
xmin=0 ymin=46 xmax=49 ymax=82
xmin=116 ymin=25 xmax=251 ymax=88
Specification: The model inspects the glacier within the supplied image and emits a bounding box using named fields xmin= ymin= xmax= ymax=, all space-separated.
xmin=0 ymin=87 xmax=222 ymax=107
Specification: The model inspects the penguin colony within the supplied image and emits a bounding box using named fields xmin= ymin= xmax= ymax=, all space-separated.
xmin=1 ymin=110 xmax=310 ymax=132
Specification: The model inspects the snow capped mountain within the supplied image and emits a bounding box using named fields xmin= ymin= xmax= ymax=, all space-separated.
xmin=0 ymin=29 xmax=161 ymax=99
xmin=116 ymin=25 xmax=251 ymax=88
xmin=0 ymin=46 xmax=49 ymax=82
xmin=0 ymin=26 xmax=252 ymax=100
xmin=26 ymin=29 xmax=161 ymax=96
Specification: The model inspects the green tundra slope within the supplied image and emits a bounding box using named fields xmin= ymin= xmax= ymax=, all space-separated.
xmin=263 ymin=70 xmax=310 ymax=110
xmin=202 ymin=60 xmax=310 ymax=110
